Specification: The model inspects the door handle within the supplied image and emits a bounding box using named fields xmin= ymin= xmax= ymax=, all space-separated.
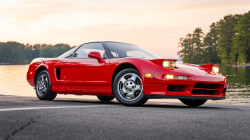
xmin=64 ymin=61 xmax=67 ymax=63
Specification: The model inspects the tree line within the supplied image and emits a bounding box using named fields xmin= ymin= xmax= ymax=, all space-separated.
xmin=178 ymin=11 xmax=250 ymax=65
xmin=0 ymin=41 xmax=74 ymax=64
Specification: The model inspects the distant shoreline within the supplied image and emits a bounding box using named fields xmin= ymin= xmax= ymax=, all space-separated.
xmin=0 ymin=63 xmax=11 ymax=65
xmin=230 ymin=65 xmax=250 ymax=67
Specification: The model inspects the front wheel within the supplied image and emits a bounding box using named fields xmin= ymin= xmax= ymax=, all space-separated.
xmin=113 ymin=68 xmax=148 ymax=106
xmin=35 ymin=70 xmax=57 ymax=100
xmin=179 ymin=99 xmax=207 ymax=107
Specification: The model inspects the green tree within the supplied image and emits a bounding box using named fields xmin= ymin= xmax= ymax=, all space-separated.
xmin=201 ymin=22 xmax=220 ymax=64
xmin=192 ymin=27 xmax=204 ymax=63
xmin=178 ymin=27 xmax=204 ymax=64
xmin=178 ymin=34 xmax=194 ymax=63
xmin=0 ymin=41 xmax=73 ymax=64
xmin=232 ymin=11 xmax=250 ymax=64
xmin=217 ymin=14 xmax=242 ymax=64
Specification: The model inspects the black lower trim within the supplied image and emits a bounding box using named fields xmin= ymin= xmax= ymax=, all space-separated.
xmin=144 ymin=95 xmax=225 ymax=100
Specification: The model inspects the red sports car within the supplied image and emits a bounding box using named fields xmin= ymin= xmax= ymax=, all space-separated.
xmin=27 ymin=41 xmax=228 ymax=106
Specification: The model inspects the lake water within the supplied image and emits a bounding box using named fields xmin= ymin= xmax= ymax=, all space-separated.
xmin=0 ymin=65 xmax=249 ymax=104
xmin=217 ymin=66 xmax=250 ymax=104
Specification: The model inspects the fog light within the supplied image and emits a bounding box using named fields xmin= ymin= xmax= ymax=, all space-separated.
xmin=165 ymin=75 xmax=174 ymax=79
xmin=164 ymin=75 xmax=188 ymax=80
xmin=145 ymin=73 xmax=152 ymax=77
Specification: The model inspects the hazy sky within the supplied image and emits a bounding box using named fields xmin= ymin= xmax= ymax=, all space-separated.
xmin=0 ymin=0 xmax=249 ymax=58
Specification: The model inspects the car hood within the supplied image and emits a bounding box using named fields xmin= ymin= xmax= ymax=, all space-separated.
xmin=149 ymin=59 xmax=219 ymax=76
xmin=175 ymin=62 xmax=211 ymax=76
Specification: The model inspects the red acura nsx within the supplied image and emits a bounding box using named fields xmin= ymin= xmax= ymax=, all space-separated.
xmin=27 ymin=41 xmax=228 ymax=106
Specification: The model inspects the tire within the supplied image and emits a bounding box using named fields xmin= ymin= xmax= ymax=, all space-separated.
xmin=35 ymin=70 xmax=57 ymax=100
xmin=179 ymin=99 xmax=207 ymax=107
xmin=97 ymin=96 xmax=114 ymax=101
xmin=113 ymin=68 xmax=148 ymax=106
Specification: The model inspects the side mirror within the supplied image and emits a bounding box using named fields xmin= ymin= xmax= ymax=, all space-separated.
xmin=88 ymin=52 xmax=103 ymax=63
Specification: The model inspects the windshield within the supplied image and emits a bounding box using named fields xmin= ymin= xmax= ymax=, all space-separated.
xmin=104 ymin=42 xmax=161 ymax=59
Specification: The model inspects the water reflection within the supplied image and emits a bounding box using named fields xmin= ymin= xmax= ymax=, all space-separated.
xmin=217 ymin=66 xmax=250 ymax=104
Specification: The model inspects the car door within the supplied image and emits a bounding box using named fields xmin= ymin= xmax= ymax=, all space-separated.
xmin=61 ymin=42 xmax=110 ymax=91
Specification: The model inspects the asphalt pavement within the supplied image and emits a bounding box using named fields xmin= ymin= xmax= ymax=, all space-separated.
xmin=0 ymin=94 xmax=250 ymax=140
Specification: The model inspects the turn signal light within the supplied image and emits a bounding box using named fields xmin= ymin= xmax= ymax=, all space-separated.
xmin=145 ymin=73 xmax=152 ymax=77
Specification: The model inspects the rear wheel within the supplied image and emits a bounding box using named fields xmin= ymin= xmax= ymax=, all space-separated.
xmin=179 ymin=99 xmax=207 ymax=107
xmin=97 ymin=96 xmax=114 ymax=101
xmin=113 ymin=68 xmax=148 ymax=106
xmin=35 ymin=70 xmax=57 ymax=100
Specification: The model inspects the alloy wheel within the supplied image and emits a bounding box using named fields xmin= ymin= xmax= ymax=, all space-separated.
xmin=117 ymin=73 xmax=143 ymax=101
xmin=36 ymin=74 xmax=48 ymax=97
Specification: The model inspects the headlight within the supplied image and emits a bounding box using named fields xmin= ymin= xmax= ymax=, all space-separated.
xmin=163 ymin=61 xmax=175 ymax=68
xmin=212 ymin=66 xmax=219 ymax=74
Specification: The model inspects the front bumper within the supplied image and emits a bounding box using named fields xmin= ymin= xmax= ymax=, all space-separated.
xmin=143 ymin=82 xmax=228 ymax=100
xmin=144 ymin=95 xmax=225 ymax=100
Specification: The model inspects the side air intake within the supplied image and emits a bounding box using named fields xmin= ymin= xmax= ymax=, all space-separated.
xmin=56 ymin=68 xmax=61 ymax=80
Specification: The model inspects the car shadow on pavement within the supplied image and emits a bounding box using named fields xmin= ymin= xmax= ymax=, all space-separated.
xmin=143 ymin=104 xmax=226 ymax=109
xmin=53 ymin=99 xmax=231 ymax=110
xmin=0 ymin=95 xmax=235 ymax=110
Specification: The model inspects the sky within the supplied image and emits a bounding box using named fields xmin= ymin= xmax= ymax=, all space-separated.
xmin=0 ymin=0 xmax=249 ymax=58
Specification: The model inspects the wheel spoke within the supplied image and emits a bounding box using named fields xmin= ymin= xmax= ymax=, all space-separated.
xmin=122 ymin=87 xmax=127 ymax=94
xmin=135 ymin=85 xmax=142 ymax=90
xmin=130 ymin=74 xmax=137 ymax=81
xmin=119 ymin=90 xmax=126 ymax=95
xmin=120 ymin=77 xmax=126 ymax=84
xmin=42 ymin=75 xmax=44 ymax=82
xmin=38 ymin=90 xmax=43 ymax=95
xmin=42 ymin=88 xmax=47 ymax=93
xmin=127 ymin=91 xmax=135 ymax=99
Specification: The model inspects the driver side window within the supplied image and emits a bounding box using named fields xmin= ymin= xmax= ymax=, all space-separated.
xmin=72 ymin=43 xmax=107 ymax=59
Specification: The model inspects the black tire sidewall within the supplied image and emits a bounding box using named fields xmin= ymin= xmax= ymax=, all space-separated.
xmin=113 ymin=68 xmax=148 ymax=106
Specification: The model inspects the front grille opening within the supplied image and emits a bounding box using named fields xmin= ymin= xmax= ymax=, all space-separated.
xmin=192 ymin=89 xmax=215 ymax=95
xmin=194 ymin=83 xmax=216 ymax=89
xmin=167 ymin=86 xmax=183 ymax=92
xmin=223 ymin=88 xmax=227 ymax=94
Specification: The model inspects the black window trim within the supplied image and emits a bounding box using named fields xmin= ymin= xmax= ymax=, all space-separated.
xmin=101 ymin=42 xmax=115 ymax=59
